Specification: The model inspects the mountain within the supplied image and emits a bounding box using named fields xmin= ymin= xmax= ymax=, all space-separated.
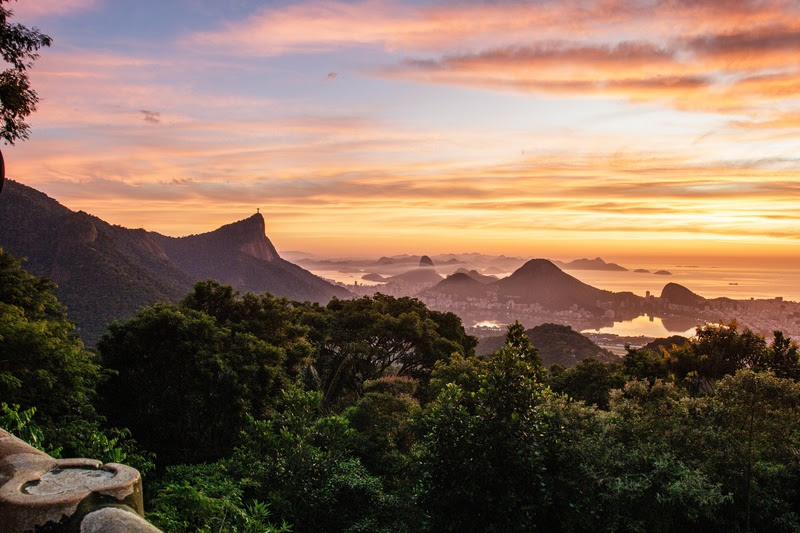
xmin=453 ymin=267 xmax=498 ymax=284
xmin=477 ymin=323 xmax=617 ymax=367
xmin=386 ymin=267 xmax=444 ymax=285
xmin=423 ymin=258 xmax=640 ymax=311
xmin=0 ymin=180 xmax=349 ymax=344
xmin=420 ymin=273 xmax=488 ymax=298
xmin=150 ymin=214 xmax=348 ymax=303
xmin=492 ymin=259 xmax=615 ymax=310
xmin=660 ymin=282 xmax=705 ymax=307
xmin=385 ymin=256 xmax=443 ymax=285
xmin=555 ymin=257 xmax=628 ymax=271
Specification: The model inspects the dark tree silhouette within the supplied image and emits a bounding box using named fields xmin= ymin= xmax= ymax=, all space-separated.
xmin=0 ymin=0 xmax=51 ymax=193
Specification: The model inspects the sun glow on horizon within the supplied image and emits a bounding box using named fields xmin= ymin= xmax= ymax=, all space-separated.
xmin=6 ymin=0 xmax=800 ymax=263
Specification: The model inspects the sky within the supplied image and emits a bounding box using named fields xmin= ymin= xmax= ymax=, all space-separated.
xmin=6 ymin=0 xmax=800 ymax=263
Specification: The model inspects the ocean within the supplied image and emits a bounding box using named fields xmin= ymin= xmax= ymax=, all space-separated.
xmin=307 ymin=263 xmax=799 ymax=303
xmin=564 ymin=264 xmax=800 ymax=303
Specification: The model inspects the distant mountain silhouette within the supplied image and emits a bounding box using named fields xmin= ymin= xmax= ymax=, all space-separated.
xmin=482 ymin=266 xmax=506 ymax=275
xmin=420 ymin=272 xmax=488 ymax=298
xmin=555 ymin=257 xmax=628 ymax=271
xmin=424 ymin=258 xmax=639 ymax=311
xmin=660 ymin=282 xmax=705 ymax=306
xmin=386 ymin=255 xmax=444 ymax=285
xmin=386 ymin=266 xmax=443 ymax=285
xmin=477 ymin=323 xmax=616 ymax=367
xmin=150 ymin=213 xmax=348 ymax=303
xmin=453 ymin=268 xmax=498 ymax=284
xmin=0 ymin=180 xmax=349 ymax=344
xmin=493 ymin=259 xmax=615 ymax=309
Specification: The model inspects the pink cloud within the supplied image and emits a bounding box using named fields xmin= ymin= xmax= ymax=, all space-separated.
xmin=12 ymin=0 xmax=98 ymax=18
xmin=179 ymin=0 xmax=800 ymax=119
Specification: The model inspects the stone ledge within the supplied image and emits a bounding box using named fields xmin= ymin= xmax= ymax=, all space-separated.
xmin=0 ymin=429 xmax=160 ymax=532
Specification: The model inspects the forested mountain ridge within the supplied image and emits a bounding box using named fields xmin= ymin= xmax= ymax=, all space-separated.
xmin=0 ymin=180 xmax=349 ymax=344
xmin=150 ymin=212 xmax=351 ymax=304
xmin=477 ymin=322 xmax=617 ymax=366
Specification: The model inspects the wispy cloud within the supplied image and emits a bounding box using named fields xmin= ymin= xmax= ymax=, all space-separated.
xmin=183 ymin=1 xmax=800 ymax=119
xmin=13 ymin=0 xmax=99 ymax=18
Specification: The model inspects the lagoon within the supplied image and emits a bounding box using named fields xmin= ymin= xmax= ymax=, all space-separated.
xmin=582 ymin=314 xmax=698 ymax=338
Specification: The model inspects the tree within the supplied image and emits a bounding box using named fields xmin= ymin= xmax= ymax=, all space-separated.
xmin=304 ymin=294 xmax=476 ymax=407
xmin=418 ymin=324 xmax=555 ymax=531
xmin=181 ymin=280 xmax=314 ymax=377
xmin=228 ymin=387 xmax=409 ymax=532
xmin=622 ymin=345 xmax=671 ymax=383
xmin=548 ymin=358 xmax=625 ymax=409
xmin=0 ymin=248 xmax=101 ymax=423
xmin=667 ymin=322 xmax=766 ymax=395
xmin=0 ymin=1 xmax=52 ymax=194
xmin=0 ymin=249 xmax=153 ymax=471
xmin=344 ymin=376 xmax=420 ymax=491
xmin=707 ymin=371 xmax=800 ymax=531
xmin=0 ymin=1 xmax=51 ymax=145
xmin=763 ymin=331 xmax=800 ymax=380
xmin=98 ymin=302 xmax=291 ymax=465
xmin=148 ymin=463 xmax=290 ymax=533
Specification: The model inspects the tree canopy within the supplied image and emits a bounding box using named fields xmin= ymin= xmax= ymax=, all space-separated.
xmin=0 ymin=248 xmax=100 ymax=422
xmin=0 ymin=0 xmax=51 ymax=146
xmin=5 ymin=262 xmax=800 ymax=532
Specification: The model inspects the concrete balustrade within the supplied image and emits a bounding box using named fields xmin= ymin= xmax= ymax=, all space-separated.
xmin=0 ymin=429 xmax=161 ymax=532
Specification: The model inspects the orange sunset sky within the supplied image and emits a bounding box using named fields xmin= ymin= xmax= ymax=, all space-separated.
xmin=6 ymin=0 xmax=800 ymax=263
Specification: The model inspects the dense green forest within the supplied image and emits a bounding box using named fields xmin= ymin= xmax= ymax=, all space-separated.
xmin=2 ymin=247 xmax=800 ymax=532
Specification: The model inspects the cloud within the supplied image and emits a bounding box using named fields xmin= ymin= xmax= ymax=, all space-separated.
xmin=16 ymin=132 xmax=800 ymax=253
xmin=182 ymin=0 xmax=800 ymax=56
xmin=181 ymin=1 xmax=800 ymax=117
xmin=12 ymin=0 xmax=98 ymax=18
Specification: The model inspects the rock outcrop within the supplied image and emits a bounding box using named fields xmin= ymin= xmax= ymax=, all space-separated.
xmin=660 ymin=282 xmax=705 ymax=306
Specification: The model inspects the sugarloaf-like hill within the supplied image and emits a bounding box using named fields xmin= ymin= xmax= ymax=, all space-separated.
xmin=419 ymin=255 xmax=435 ymax=268
xmin=660 ymin=282 xmax=706 ymax=307
xmin=0 ymin=180 xmax=350 ymax=344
